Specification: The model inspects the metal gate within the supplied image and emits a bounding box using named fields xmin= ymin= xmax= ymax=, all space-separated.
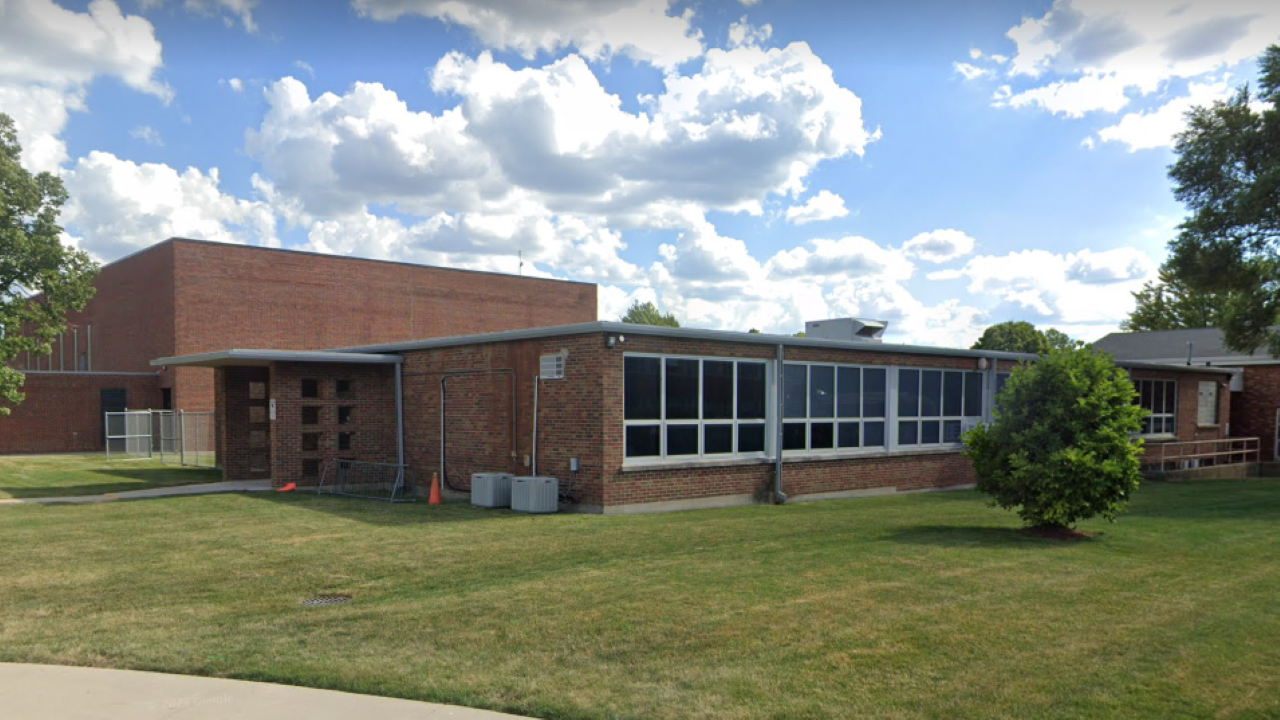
xmin=105 ymin=411 xmax=153 ymax=459
xmin=105 ymin=409 xmax=217 ymax=467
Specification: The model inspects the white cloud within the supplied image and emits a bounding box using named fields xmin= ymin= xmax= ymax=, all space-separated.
xmin=61 ymin=152 xmax=278 ymax=261
xmin=826 ymin=277 xmax=987 ymax=349
xmin=1094 ymin=80 xmax=1232 ymax=151
xmin=350 ymin=0 xmax=703 ymax=70
xmin=293 ymin=60 xmax=314 ymax=77
xmin=766 ymin=235 xmax=913 ymax=283
xmin=970 ymin=0 xmax=1280 ymax=134
xmin=0 ymin=0 xmax=169 ymax=171
xmin=901 ymin=229 xmax=976 ymax=263
xmin=139 ymin=0 xmax=257 ymax=32
xmin=130 ymin=125 xmax=163 ymax=146
xmin=220 ymin=77 xmax=244 ymax=92
xmin=953 ymin=62 xmax=992 ymax=81
xmin=727 ymin=16 xmax=771 ymax=49
xmin=785 ymin=190 xmax=848 ymax=225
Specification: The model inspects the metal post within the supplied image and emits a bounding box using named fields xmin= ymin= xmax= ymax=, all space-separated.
xmin=179 ymin=410 xmax=186 ymax=467
xmin=394 ymin=363 xmax=405 ymax=487
xmin=87 ymin=324 xmax=92 ymax=372
xmin=532 ymin=375 xmax=539 ymax=477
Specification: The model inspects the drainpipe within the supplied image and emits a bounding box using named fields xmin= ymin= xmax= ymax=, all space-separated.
xmin=532 ymin=375 xmax=540 ymax=476
xmin=394 ymin=363 xmax=404 ymax=469
xmin=774 ymin=343 xmax=787 ymax=503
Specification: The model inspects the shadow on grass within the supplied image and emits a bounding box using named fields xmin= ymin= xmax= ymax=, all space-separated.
xmin=884 ymin=524 xmax=1095 ymax=548
xmin=248 ymin=492 xmax=511 ymax=527
xmin=87 ymin=467 xmax=223 ymax=483
xmin=0 ymin=467 xmax=224 ymax=499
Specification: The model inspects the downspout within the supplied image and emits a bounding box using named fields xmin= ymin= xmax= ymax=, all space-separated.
xmin=532 ymin=375 xmax=540 ymax=476
xmin=439 ymin=376 xmax=447 ymax=489
xmin=774 ymin=343 xmax=787 ymax=503
xmin=394 ymin=362 xmax=404 ymax=469
xmin=435 ymin=369 xmax=518 ymax=490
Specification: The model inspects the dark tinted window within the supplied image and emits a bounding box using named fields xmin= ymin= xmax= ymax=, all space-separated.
xmin=898 ymin=369 xmax=920 ymax=418
xmin=837 ymin=367 xmax=860 ymax=418
xmin=624 ymin=357 xmax=660 ymax=420
xmin=626 ymin=426 xmax=660 ymax=457
xmin=704 ymin=424 xmax=733 ymax=454
xmin=738 ymin=424 xmax=766 ymax=453
xmin=943 ymin=372 xmax=963 ymax=417
xmin=921 ymin=370 xmax=942 ymax=417
xmin=964 ymin=372 xmax=983 ymax=417
xmin=922 ymin=420 xmax=940 ymax=444
xmin=737 ymin=362 xmax=767 ymax=419
xmin=810 ymin=365 xmax=834 ymax=418
xmin=783 ymin=422 xmax=807 ymax=450
xmin=784 ymin=365 xmax=807 ymax=418
xmin=703 ymin=361 xmax=734 ymax=420
xmin=667 ymin=425 xmax=698 ymax=455
xmin=899 ymin=421 xmax=919 ymax=445
xmin=665 ymin=359 xmax=699 ymax=420
xmin=838 ymin=422 xmax=859 ymax=448
xmin=943 ymin=420 xmax=963 ymax=443
xmin=864 ymin=368 xmax=887 ymax=418
xmin=810 ymin=422 xmax=834 ymax=449
xmin=864 ymin=421 xmax=885 ymax=447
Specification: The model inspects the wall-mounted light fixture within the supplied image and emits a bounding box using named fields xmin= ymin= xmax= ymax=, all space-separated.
xmin=606 ymin=334 xmax=626 ymax=349
xmin=977 ymin=358 xmax=990 ymax=370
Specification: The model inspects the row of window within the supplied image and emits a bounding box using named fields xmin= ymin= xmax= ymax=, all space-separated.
xmin=624 ymin=356 xmax=992 ymax=461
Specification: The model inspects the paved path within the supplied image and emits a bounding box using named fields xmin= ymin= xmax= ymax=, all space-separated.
xmin=0 ymin=480 xmax=274 ymax=506
xmin=0 ymin=663 xmax=530 ymax=719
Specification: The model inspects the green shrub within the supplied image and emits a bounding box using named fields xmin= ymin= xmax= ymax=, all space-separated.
xmin=963 ymin=347 xmax=1146 ymax=529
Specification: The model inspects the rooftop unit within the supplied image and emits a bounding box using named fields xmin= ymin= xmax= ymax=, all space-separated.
xmin=804 ymin=318 xmax=888 ymax=343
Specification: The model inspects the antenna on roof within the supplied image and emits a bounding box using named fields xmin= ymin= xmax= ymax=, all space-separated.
xmin=1186 ymin=342 xmax=1194 ymax=366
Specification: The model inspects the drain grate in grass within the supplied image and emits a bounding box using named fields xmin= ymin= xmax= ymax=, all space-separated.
xmin=299 ymin=594 xmax=351 ymax=607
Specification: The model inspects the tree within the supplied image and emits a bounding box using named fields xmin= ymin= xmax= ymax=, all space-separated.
xmin=1043 ymin=328 xmax=1081 ymax=350
xmin=0 ymin=113 xmax=98 ymax=415
xmin=962 ymin=347 xmax=1146 ymax=530
xmin=620 ymin=300 xmax=679 ymax=327
xmin=1121 ymin=269 xmax=1226 ymax=332
xmin=972 ymin=321 xmax=1049 ymax=354
xmin=1162 ymin=44 xmax=1280 ymax=354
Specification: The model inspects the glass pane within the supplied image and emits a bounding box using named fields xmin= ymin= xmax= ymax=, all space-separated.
xmin=964 ymin=372 xmax=983 ymax=417
xmin=783 ymin=422 xmax=807 ymax=450
xmin=899 ymin=421 xmax=919 ymax=445
xmin=864 ymin=421 xmax=886 ymax=447
xmin=667 ymin=425 xmax=698 ymax=456
xmin=864 ymin=368 xmax=887 ymax=418
xmin=921 ymin=370 xmax=942 ymax=417
xmin=703 ymin=361 xmax=734 ymax=420
xmin=898 ymin=369 xmax=920 ymax=418
xmin=943 ymin=372 xmax=963 ymax=417
xmin=922 ymin=420 xmax=940 ymax=444
xmin=1140 ymin=380 xmax=1153 ymax=411
xmin=996 ymin=372 xmax=1010 ymax=395
xmin=811 ymin=422 xmax=834 ymax=449
xmin=624 ymin=357 xmax=661 ymax=420
xmin=838 ymin=422 xmax=859 ymax=448
xmin=625 ymin=425 xmax=660 ymax=457
xmin=1163 ymin=416 xmax=1175 ymax=434
xmin=837 ymin=367 xmax=860 ymax=418
xmin=784 ymin=365 xmax=808 ymax=419
xmin=704 ymin=424 xmax=733 ymax=454
xmin=1164 ymin=381 xmax=1177 ymax=415
xmin=665 ymin=359 xmax=699 ymax=420
xmin=738 ymin=424 xmax=766 ymax=453
xmin=810 ymin=365 xmax=835 ymax=418
xmin=943 ymin=420 xmax=963 ymax=443
xmin=737 ymin=362 xmax=767 ymax=419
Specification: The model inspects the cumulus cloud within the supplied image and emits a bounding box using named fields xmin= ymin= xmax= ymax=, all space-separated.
xmin=0 ymin=0 xmax=169 ymax=171
xmin=220 ymin=77 xmax=244 ymax=92
xmin=953 ymin=62 xmax=992 ymax=81
xmin=767 ymin=235 xmax=913 ymax=283
xmin=350 ymin=0 xmax=703 ymax=69
xmin=826 ymin=277 xmax=987 ymax=349
xmin=61 ymin=151 xmax=278 ymax=260
xmin=785 ymin=190 xmax=848 ymax=225
xmin=727 ymin=16 xmax=771 ymax=49
xmin=139 ymin=0 xmax=257 ymax=32
xmin=969 ymin=0 xmax=1279 ymax=138
xmin=901 ymin=229 xmax=976 ymax=263
xmin=130 ymin=125 xmax=163 ymax=146
xmin=1093 ymin=80 xmax=1233 ymax=151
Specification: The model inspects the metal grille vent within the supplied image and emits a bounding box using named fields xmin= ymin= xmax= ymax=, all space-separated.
xmin=299 ymin=594 xmax=351 ymax=606
xmin=539 ymin=353 xmax=565 ymax=380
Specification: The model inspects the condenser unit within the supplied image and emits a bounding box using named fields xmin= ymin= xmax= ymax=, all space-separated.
xmin=512 ymin=476 xmax=559 ymax=514
xmin=471 ymin=473 xmax=514 ymax=508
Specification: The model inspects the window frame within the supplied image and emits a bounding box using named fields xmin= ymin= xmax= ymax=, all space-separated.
xmin=623 ymin=353 xmax=774 ymax=464
xmin=1133 ymin=378 xmax=1177 ymax=439
xmin=780 ymin=360 xmax=890 ymax=456
xmin=893 ymin=367 xmax=986 ymax=449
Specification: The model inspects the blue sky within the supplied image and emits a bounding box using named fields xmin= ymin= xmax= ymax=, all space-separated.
xmin=3 ymin=0 xmax=1277 ymax=345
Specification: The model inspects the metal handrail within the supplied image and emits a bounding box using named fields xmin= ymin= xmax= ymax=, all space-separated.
xmin=1142 ymin=437 xmax=1259 ymax=468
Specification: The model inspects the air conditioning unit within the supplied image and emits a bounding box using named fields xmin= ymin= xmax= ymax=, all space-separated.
xmin=540 ymin=353 xmax=566 ymax=380
xmin=512 ymin=476 xmax=559 ymax=514
xmin=471 ymin=473 xmax=514 ymax=508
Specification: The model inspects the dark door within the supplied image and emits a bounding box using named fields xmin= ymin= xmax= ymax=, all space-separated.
xmin=100 ymin=389 xmax=127 ymax=445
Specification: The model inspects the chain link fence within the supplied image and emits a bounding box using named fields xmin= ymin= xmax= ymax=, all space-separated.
xmin=104 ymin=409 xmax=217 ymax=468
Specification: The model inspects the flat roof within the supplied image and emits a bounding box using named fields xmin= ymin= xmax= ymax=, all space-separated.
xmin=338 ymin=321 xmax=1042 ymax=361
xmin=151 ymin=349 xmax=403 ymax=368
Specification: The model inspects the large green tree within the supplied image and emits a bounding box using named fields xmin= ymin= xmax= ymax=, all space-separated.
xmin=972 ymin=321 xmax=1049 ymax=354
xmin=963 ymin=347 xmax=1146 ymax=530
xmin=1163 ymin=44 xmax=1280 ymax=353
xmin=1121 ymin=269 xmax=1226 ymax=332
xmin=620 ymin=300 xmax=679 ymax=327
xmin=1 ymin=113 xmax=98 ymax=415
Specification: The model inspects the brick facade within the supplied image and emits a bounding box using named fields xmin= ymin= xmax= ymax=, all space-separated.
xmin=1 ymin=238 xmax=597 ymax=454
xmin=0 ymin=373 xmax=163 ymax=454
xmin=1227 ymin=365 xmax=1280 ymax=460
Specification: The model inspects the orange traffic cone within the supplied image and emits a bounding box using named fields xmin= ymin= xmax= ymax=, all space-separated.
xmin=277 ymin=482 xmax=297 ymax=492
xmin=428 ymin=472 xmax=441 ymax=505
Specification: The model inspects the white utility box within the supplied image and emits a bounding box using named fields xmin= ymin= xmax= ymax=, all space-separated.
xmin=471 ymin=473 xmax=514 ymax=508
xmin=511 ymin=476 xmax=559 ymax=514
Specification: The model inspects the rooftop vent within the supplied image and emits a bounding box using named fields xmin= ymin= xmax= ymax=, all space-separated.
xmin=804 ymin=318 xmax=888 ymax=343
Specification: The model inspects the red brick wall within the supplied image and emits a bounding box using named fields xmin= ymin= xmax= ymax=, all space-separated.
xmin=1129 ymin=369 xmax=1232 ymax=464
xmin=0 ymin=373 xmax=162 ymax=453
xmin=216 ymin=367 xmax=271 ymax=480
xmin=1229 ymin=366 xmax=1279 ymax=460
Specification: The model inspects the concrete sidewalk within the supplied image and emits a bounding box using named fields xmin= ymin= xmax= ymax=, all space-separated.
xmin=0 ymin=480 xmax=274 ymax=506
xmin=0 ymin=663 xmax=530 ymax=719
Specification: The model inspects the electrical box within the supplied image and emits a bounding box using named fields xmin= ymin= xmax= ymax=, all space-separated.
xmin=268 ymin=399 xmax=276 ymax=421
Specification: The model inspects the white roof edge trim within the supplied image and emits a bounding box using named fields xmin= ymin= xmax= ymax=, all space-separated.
xmin=151 ymin=349 xmax=403 ymax=367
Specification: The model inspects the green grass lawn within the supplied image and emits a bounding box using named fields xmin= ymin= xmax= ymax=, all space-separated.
xmin=0 ymin=454 xmax=223 ymax=499
xmin=1 ymin=481 xmax=1278 ymax=719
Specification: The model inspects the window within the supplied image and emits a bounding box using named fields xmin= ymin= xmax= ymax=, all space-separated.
xmin=783 ymin=363 xmax=888 ymax=453
xmin=301 ymin=379 xmax=319 ymax=398
xmin=336 ymin=379 xmax=354 ymax=398
xmin=302 ymin=407 xmax=320 ymax=425
xmin=896 ymin=369 xmax=984 ymax=447
xmin=624 ymin=355 xmax=769 ymax=460
xmin=302 ymin=459 xmax=320 ymax=478
xmin=1198 ymin=381 xmax=1219 ymax=426
xmin=337 ymin=406 xmax=354 ymax=425
xmin=338 ymin=432 xmax=354 ymax=451
xmin=1134 ymin=378 xmax=1176 ymax=436
xmin=302 ymin=433 xmax=320 ymax=452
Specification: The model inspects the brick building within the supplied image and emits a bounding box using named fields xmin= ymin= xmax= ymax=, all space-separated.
xmin=0 ymin=238 xmax=597 ymax=454
xmin=158 ymin=322 xmax=1230 ymax=514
